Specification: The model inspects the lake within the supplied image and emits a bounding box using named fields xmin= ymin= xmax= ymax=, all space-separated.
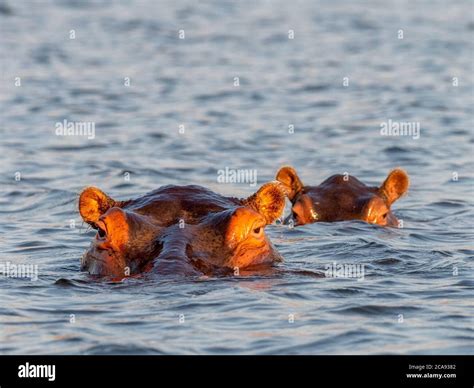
xmin=0 ymin=0 xmax=472 ymax=354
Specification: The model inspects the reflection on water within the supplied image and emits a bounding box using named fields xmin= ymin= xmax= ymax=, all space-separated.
xmin=0 ymin=0 xmax=473 ymax=354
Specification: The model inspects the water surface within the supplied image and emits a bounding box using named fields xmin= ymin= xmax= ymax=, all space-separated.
xmin=0 ymin=0 xmax=473 ymax=354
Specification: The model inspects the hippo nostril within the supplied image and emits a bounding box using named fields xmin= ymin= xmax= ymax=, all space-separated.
xmin=185 ymin=244 xmax=193 ymax=259
xmin=152 ymin=240 xmax=164 ymax=257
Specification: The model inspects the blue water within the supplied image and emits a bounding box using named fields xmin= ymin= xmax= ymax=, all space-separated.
xmin=0 ymin=0 xmax=473 ymax=354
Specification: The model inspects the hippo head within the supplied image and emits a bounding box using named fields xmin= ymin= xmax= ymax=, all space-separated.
xmin=78 ymin=182 xmax=287 ymax=278
xmin=276 ymin=166 xmax=409 ymax=227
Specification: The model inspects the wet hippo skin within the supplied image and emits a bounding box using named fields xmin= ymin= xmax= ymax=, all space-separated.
xmin=276 ymin=166 xmax=409 ymax=227
xmin=79 ymin=183 xmax=287 ymax=278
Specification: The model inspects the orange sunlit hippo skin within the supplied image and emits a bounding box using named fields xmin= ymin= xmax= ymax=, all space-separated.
xmin=276 ymin=166 xmax=409 ymax=227
xmin=78 ymin=183 xmax=287 ymax=278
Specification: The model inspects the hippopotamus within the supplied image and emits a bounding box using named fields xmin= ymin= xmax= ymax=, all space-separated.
xmin=78 ymin=182 xmax=287 ymax=278
xmin=276 ymin=166 xmax=409 ymax=227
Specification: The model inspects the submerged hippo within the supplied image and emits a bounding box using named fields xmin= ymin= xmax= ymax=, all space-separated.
xmin=79 ymin=182 xmax=287 ymax=277
xmin=276 ymin=166 xmax=409 ymax=227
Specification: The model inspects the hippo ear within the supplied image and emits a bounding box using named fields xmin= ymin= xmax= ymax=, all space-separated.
xmin=275 ymin=166 xmax=304 ymax=201
xmin=243 ymin=181 xmax=287 ymax=224
xmin=79 ymin=187 xmax=116 ymax=226
xmin=379 ymin=169 xmax=409 ymax=206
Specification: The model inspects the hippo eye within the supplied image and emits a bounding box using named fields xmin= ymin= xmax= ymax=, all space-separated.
xmin=97 ymin=226 xmax=106 ymax=239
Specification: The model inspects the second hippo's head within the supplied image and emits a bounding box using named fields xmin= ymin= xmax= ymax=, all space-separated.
xmin=276 ymin=166 xmax=409 ymax=227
